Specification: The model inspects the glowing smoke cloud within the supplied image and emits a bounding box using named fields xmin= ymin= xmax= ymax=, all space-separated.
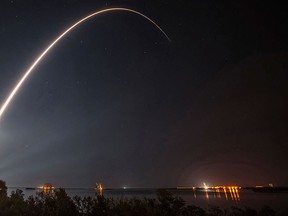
xmin=0 ymin=8 xmax=170 ymax=120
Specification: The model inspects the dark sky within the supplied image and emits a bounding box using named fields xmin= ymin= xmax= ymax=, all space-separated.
xmin=0 ymin=1 xmax=287 ymax=188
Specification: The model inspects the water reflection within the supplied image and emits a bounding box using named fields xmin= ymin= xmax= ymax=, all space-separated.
xmin=7 ymin=187 xmax=288 ymax=211
xmin=205 ymin=189 xmax=209 ymax=199
xmin=39 ymin=183 xmax=55 ymax=194
xmin=223 ymin=187 xmax=228 ymax=200
xmin=95 ymin=183 xmax=103 ymax=196
xmin=201 ymin=186 xmax=240 ymax=201
xmin=193 ymin=187 xmax=197 ymax=198
xmin=43 ymin=187 xmax=54 ymax=194
xmin=235 ymin=188 xmax=240 ymax=200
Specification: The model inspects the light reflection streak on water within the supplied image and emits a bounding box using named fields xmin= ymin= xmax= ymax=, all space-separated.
xmin=229 ymin=187 xmax=234 ymax=200
xmin=205 ymin=189 xmax=209 ymax=199
xmin=223 ymin=187 xmax=228 ymax=200
xmin=235 ymin=188 xmax=240 ymax=201
xmin=191 ymin=186 xmax=241 ymax=201
xmin=216 ymin=188 xmax=221 ymax=198
xmin=232 ymin=187 xmax=238 ymax=202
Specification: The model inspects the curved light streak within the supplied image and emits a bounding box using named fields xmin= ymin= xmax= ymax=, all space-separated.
xmin=0 ymin=7 xmax=170 ymax=120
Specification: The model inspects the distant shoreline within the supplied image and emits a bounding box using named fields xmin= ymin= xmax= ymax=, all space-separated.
xmin=7 ymin=186 xmax=288 ymax=193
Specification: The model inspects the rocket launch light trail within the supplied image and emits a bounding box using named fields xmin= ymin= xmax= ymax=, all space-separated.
xmin=0 ymin=8 xmax=170 ymax=120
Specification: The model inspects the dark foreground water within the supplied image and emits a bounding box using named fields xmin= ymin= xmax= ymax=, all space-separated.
xmin=7 ymin=187 xmax=288 ymax=212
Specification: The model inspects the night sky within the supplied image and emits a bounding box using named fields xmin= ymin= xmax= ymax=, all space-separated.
xmin=0 ymin=1 xmax=287 ymax=188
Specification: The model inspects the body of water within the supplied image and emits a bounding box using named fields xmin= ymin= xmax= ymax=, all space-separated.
xmin=7 ymin=187 xmax=288 ymax=212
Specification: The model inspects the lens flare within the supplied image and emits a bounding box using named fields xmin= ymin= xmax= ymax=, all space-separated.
xmin=0 ymin=8 xmax=170 ymax=120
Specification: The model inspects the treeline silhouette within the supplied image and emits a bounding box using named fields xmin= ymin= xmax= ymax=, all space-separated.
xmin=0 ymin=180 xmax=285 ymax=216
